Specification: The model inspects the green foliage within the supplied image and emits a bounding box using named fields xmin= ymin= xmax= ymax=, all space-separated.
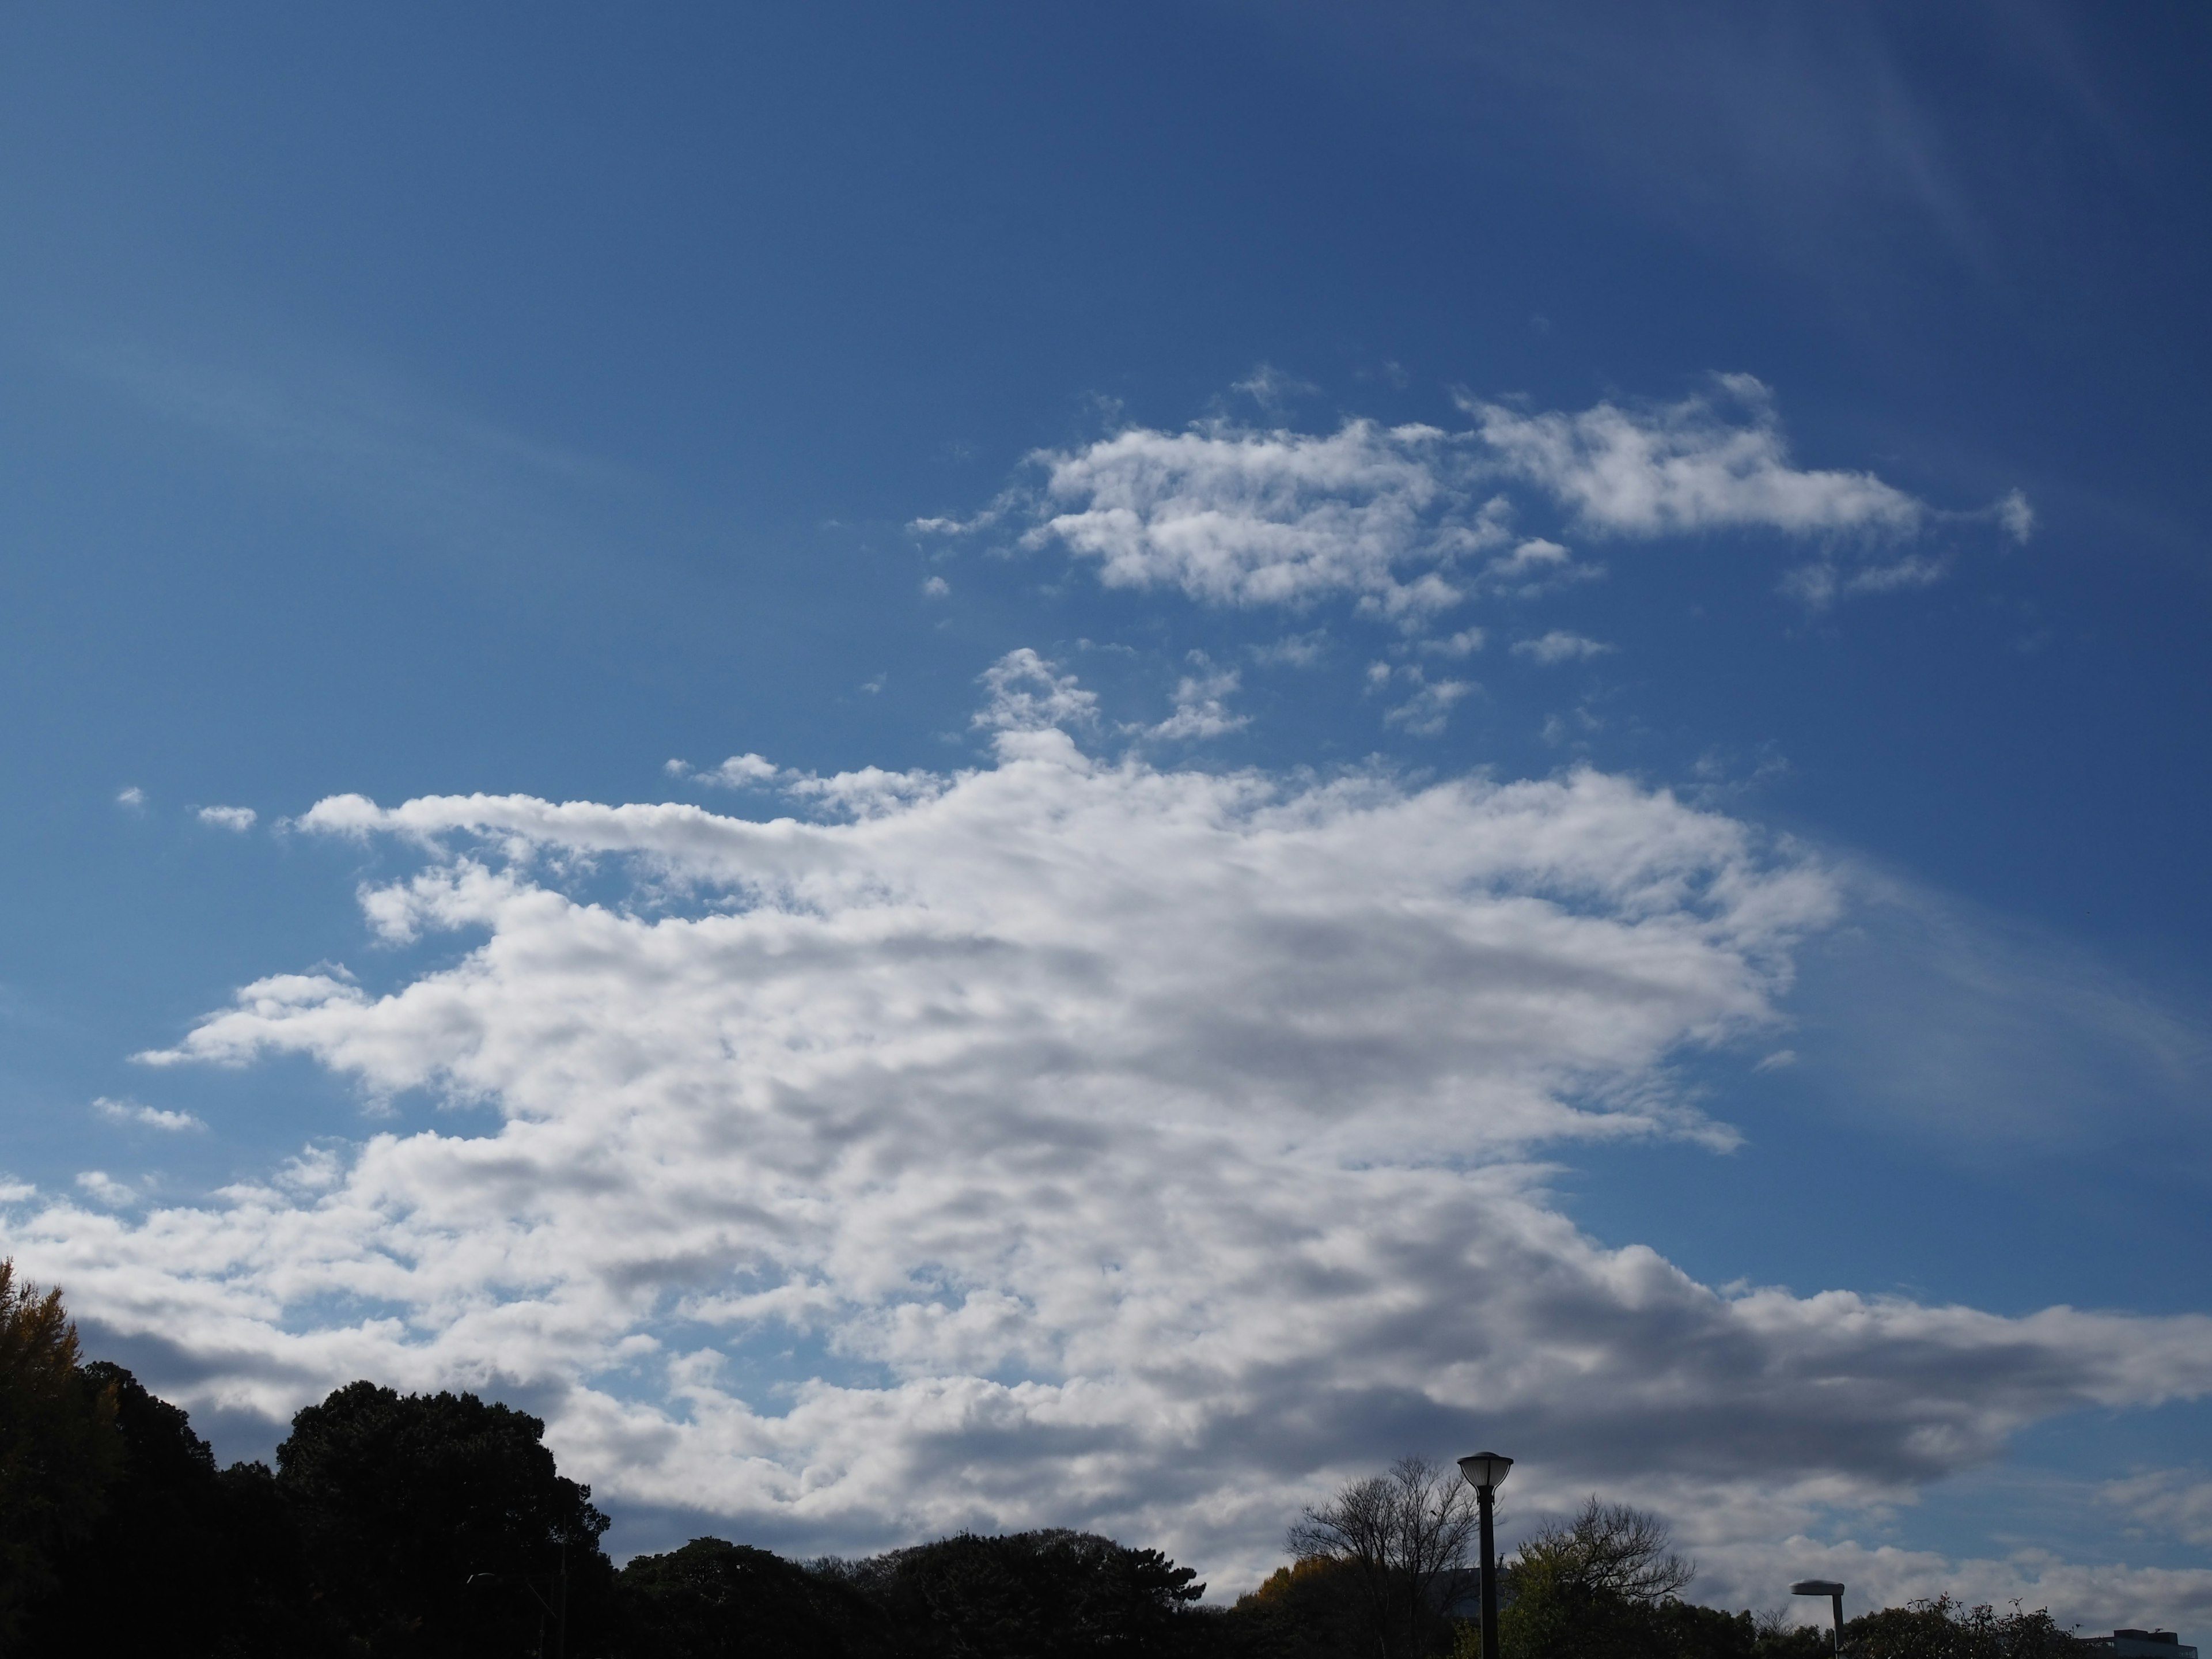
xmin=1843 ymin=1596 xmax=2090 ymax=1659
xmin=0 ymin=1261 xmax=119 ymax=1650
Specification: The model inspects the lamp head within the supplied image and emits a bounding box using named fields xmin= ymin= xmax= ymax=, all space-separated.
xmin=1790 ymin=1581 xmax=1845 ymax=1597
xmin=1457 ymin=1452 xmax=1514 ymax=1491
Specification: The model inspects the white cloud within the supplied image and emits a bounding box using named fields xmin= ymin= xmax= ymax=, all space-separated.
xmin=73 ymin=1171 xmax=139 ymax=1207
xmin=1143 ymin=656 xmax=1248 ymax=741
xmin=974 ymin=647 xmax=1100 ymax=736
xmin=116 ymin=787 xmax=146 ymax=810
xmin=94 ymin=1096 xmax=206 ymax=1133
xmin=1463 ymin=376 xmax=1927 ymax=539
xmin=922 ymin=575 xmax=951 ymax=597
xmin=1373 ymin=664 xmax=1477 ymax=736
xmin=11 ymin=664 xmax=2207 ymax=1608
xmin=1513 ymin=631 xmax=1615 ymax=664
xmin=1250 ymin=630 xmax=1330 ymax=668
xmin=1419 ymin=628 xmax=1486 ymax=659
xmin=1476 ymin=536 xmax=1604 ymax=599
xmin=1784 ymin=554 xmax=1950 ymax=609
xmin=1229 ymin=362 xmax=1319 ymax=419
xmin=1024 ymin=420 xmax=1506 ymax=616
xmin=2101 ymin=1469 xmax=2212 ymax=1548
xmin=196 ymin=805 xmax=258 ymax=832
xmin=669 ymin=753 xmax=783 ymax=789
xmin=926 ymin=378 xmax=2013 ymax=627
xmin=1688 ymin=1531 xmax=2212 ymax=1637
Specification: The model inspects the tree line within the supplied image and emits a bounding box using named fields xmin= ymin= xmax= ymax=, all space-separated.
xmin=1 ymin=1263 xmax=2092 ymax=1658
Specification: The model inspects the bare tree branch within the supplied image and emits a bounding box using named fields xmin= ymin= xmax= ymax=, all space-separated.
xmin=1509 ymin=1496 xmax=1695 ymax=1605
xmin=1287 ymin=1455 xmax=1480 ymax=1658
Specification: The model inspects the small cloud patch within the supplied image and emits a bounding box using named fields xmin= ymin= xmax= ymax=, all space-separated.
xmin=95 ymin=1096 xmax=207 ymax=1132
xmin=1513 ymin=631 xmax=1615 ymax=664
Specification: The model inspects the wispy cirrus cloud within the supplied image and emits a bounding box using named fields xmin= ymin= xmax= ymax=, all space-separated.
xmin=2100 ymin=1468 xmax=2212 ymax=1548
xmin=1513 ymin=631 xmax=1615 ymax=664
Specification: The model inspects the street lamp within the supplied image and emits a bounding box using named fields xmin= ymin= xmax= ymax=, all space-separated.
xmin=1457 ymin=1453 xmax=1514 ymax=1659
xmin=1791 ymin=1578 xmax=1846 ymax=1653
xmin=469 ymin=1541 xmax=569 ymax=1659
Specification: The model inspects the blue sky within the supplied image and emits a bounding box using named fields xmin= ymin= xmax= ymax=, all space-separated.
xmin=3 ymin=0 xmax=2210 ymax=1628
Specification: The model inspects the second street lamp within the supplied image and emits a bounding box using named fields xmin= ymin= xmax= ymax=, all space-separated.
xmin=1457 ymin=1452 xmax=1514 ymax=1659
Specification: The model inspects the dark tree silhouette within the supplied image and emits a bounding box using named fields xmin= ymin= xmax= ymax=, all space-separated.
xmin=1286 ymin=1455 xmax=1480 ymax=1659
xmin=0 ymin=1262 xmax=118 ymax=1648
xmin=1509 ymin=1497 xmax=1695 ymax=1605
xmin=276 ymin=1380 xmax=613 ymax=1658
xmin=1226 ymin=1554 xmax=1369 ymax=1658
xmin=20 ymin=1362 xmax=234 ymax=1656
xmin=1843 ymin=1596 xmax=2089 ymax=1659
xmin=826 ymin=1528 xmax=1213 ymax=1658
xmin=618 ymin=1536 xmax=888 ymax=1658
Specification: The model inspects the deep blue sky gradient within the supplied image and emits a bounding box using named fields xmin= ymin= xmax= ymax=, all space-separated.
xmin=2 ymin=0 xmax=2208 ymax=1578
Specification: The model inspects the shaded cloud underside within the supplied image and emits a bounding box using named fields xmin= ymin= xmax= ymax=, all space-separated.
xmin=7 ymin=671 xmax=2209 ymax=1623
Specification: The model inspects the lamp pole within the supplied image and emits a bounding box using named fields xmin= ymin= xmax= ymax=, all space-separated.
xmin=469 ymin=1546 xmax=566 ymax=1659
xmin=1791 ymin=1579 xmax=1846 ymax=1653
xmin=1457 ymin=1453 xmax=1514 ymax=1659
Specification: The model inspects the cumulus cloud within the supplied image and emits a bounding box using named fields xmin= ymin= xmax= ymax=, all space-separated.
xmin=1143 ymin=656 xmax=1248 ymax=741
xmin=668 ymin=753 xmax=783 ymax=789
xmin=1368 ymin=662 xmax=1476 ymax=735
xmin=1022 ymin=419 xmax=1503 ymax=618
xmin=1381 ymin=672 xmax=1476 ymax=736
xmin=9 ymin=660 xmax=2207 ymax=1603
xmin=1476 ymin=536 xmax=1603 ymax=599
xmin=1513 ymin=631 xmax=1615 ymax=664
xmin=1462 ymin=376 xmax=1926 ymax=540
xmin=1250 ymin=631 xmax=1330 ymax=668
xmin=938 ymin=377 xmax=1993 ymax=627
xmin=73 ymin=1171 xmax=140 ymax=1207
xmin=196 ymin=805 xmax=258 ymax=832
xmin=975 ymin=647 xmax=1100 ymax=735
xmin=1419 ymin=627 xmax=1487 ymax=659
xmin=94 ymin=1096 xmax=206 ymax=1132
xmin=116 ymin=786 xmax=146 ymax=810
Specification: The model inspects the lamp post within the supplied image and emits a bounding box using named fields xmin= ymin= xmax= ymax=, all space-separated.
xmin=1457 ymin=1452 xmax=1514 ymax=1659
xmin=470 ymin=1541 xmax=567 ymax=1659
xmin=1791 ymin=1578 xmax=1845 ymax=1653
